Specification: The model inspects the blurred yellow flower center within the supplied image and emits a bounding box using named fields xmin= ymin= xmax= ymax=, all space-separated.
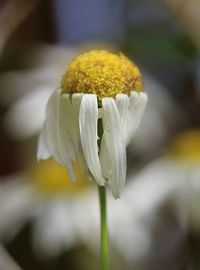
xmin=27 ymin=159 xmax=92 ymax=196
xmin=61 ymin=50 xmax=143 ymax=99
xmin=168 ymin=130 xmax=200 ymax=163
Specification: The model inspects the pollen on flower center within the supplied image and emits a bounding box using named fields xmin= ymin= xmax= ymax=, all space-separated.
xmin=61 ymin=50 xmax=143 ymax=99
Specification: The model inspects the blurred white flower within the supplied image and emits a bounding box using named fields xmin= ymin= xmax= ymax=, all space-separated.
xmin=111 ymin=157 xmax=181 ymax=262
xmin=0 ymin=159 xmax=99 ymax=256
xmin=166 ymin=129 xmax=200 ymax=233
xmin=0 ymin=157 xmax=176 ymax=260
xmin=114 ymin=129 xmax=200 ymax=264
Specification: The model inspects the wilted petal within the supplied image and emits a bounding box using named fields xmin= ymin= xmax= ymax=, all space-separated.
xmin=71 ymin=93 xmax=84 ymax=152
xmin=126 ymin=92 xmax=148 ymax=144
xmin=115 ymin=94 xmax=129 ymax=138
xmin=101 ymin=97 xmax=126 ymax=199
xmin=37 ymin=126 xmax=51 ymax=161
xmin=71 ymin=94 xmax=91 ymax=178
xmin=99 ymin=134 xmax=112 ymax=180
xmin=79 ymin=94 xmax=105 ymax=186
xmin=41 ymin=89 xmax=62 ymax=164
xmin=57 ymin=94 xmax=78 ymax=180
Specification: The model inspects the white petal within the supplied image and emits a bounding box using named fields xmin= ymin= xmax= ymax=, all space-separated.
xmin=71 ymin=93 xmax=84 ymax=152
xmin=79 ymin=94 xmax=105 ymax=186
xmin=45 ymin=89 xmax=63 ymax=164
xmin=126 ymin=92 xmax=148 ymax=144
xmin=61 ymin=93 xmax=84 ymax=159
xmin=99 ymin=134 xmax=112 ymax=180
xmin=71 ymin=94 xmax=89 ymax=177
xmin=58 ymin=92 xmax=86 ymax=181
xmin=115 ymin=94 xmax=129 ymax=138
xmin=37 ymin=127 xmax=51 ymax=161
xmin=57 ymin=94 xmax=77 ymax=180
xmin=101 ymin=98 xmax=126 ymax=199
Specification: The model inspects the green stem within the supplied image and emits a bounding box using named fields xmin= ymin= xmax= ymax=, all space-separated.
xmin=98 ymin=118 xmax=109 ymax=270
xmin=98 ymin=185 xmax=109 ymax=270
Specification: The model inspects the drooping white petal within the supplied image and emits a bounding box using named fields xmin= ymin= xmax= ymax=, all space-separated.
xmin=37 ymin=90 xmax=79 ymax=180
xmin=58 ymin=92 xmax=87 ymax=181
xmin=126 ymin=92 xmax=148 ymax=144
xmin=115 ymin=94 xmax=129 ymax=138
xmin=57 ymin=94 xmax=77 ymax=180
xmin=37 ymin=126 xmax=51 ymax=161
xmin=101 ymin=97 xmax=126 ymax=199
xmin=44 ymin=89 xmax=63 ymax=164
xmin=71 ymin=94 xmax=90 ymax=177
xmin=99 ymin=134 xmax=112 ymax=181
xmin=71 ymin=93 xmax=84 ymax=153
xmin=79 ymin=94 xmax=105 ymax=186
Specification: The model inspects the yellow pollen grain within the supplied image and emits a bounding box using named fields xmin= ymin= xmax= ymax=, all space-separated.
xmin=167 ymin=130 xmax=200 ymax=163
xmin=61 ymin=50 xmax=143 ymax=99
xmin=26 ymin=159 xmax=92 ymax=196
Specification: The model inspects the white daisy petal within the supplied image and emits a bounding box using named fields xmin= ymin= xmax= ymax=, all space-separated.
xmin=45 ymin=89 xmax=63 ymax=164
xmin=72 ymin=94 xmax=91 ymax=177
xmin=115 ymin=94 xmax=129 ymax=139
xmin=79 ymin=94 xmax=105 ymax=186
xmin=37 ymin=127 xmax=51 ymax=161
xmin=101 ymin=97 xmax=126 ymax=199
xmin=126 ymin=92 xmax=148 ymax=144
xmin=60 ymin=94 xmax=77 ymax=161
xmin=57 ymin=94 xmax=77 ymax=180
xmin=99 ymin=134 xmax=112 ymax=180
xmin=71 ymin=93 xmax=84 ymax=153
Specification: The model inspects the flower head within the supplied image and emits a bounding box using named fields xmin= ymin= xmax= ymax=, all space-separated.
xmin=61 ymin=50 xmax=143 ymax=99
xmin=38 ymin=50 xmax=147 ymax=198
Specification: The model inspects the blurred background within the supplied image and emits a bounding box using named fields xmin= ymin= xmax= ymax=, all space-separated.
xmin=0 ymin=0 xmax=200 ymax=269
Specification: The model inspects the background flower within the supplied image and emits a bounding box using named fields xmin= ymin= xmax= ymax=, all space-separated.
xmin=0 ymin=157 xmax=178 ymax=263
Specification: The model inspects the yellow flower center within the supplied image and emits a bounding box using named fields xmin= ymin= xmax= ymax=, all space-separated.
xmin=167 ymin=130 xmax=200 ymax=164
xmin=61 ymin=50 xmax=143 ymax=99
xmin=26 ymin=159 xmax=93 ymax=196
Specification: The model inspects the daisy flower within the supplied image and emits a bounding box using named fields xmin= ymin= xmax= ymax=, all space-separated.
xmin=124 ymin=129 xmax=200 ymax=239
xmin=38 ymin=50 xmax=147 ymax=198
xmin=0 ymin=158 xmax=98 ymax=256
xmin=0 ymin=157 xmax=174 ymax=261
xmin=110 ymin=129 xmax=200 ymax=264
xmin=166 ymin=129 xmax=200 ymax=233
